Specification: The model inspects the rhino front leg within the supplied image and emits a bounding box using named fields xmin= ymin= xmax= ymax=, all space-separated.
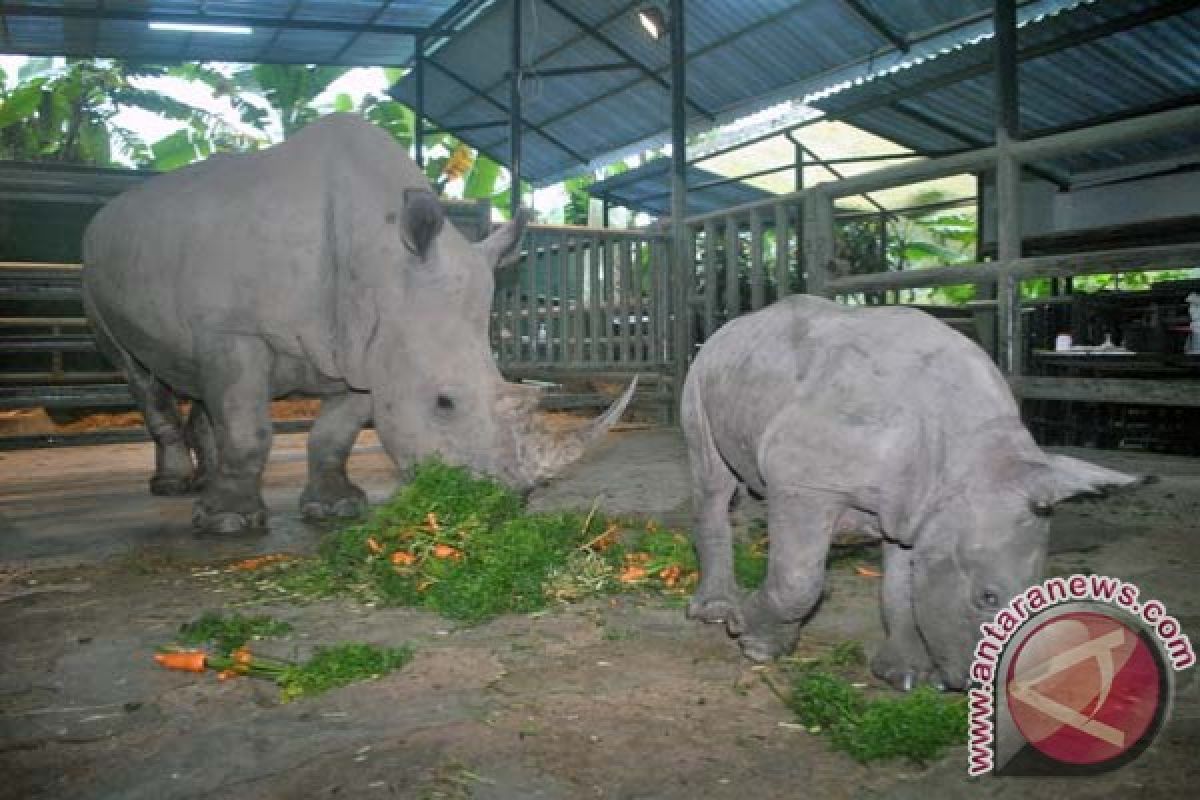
xmin=871 ymin=540 xmax=939 ymax=691
xmin=191 ymin=338 xmax=272 ymax=534
xmin=300 ymin=391 xmax=372 ymax=521
xmin=738 ymin=488 xmax=840 ymax=662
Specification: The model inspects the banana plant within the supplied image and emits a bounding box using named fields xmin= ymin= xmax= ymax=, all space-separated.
xmin=0 ymin=58 xmax=256 ymax=167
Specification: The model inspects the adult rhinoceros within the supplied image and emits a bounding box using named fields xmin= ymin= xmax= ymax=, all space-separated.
xmin=83 ymin=113 xmax=634 ymax=534
xmin=681 ymin=294 xmax=1140 ymax=690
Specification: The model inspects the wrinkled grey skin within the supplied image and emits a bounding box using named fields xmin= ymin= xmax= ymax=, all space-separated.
xmin=83 ymin=113 xmax=634 ymax=534
xmin=682 ymin=295 xmax=1141 ymax=690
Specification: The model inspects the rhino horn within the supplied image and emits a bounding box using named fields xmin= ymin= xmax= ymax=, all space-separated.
xmin=519 ymin=377 xmax=637 ymax=485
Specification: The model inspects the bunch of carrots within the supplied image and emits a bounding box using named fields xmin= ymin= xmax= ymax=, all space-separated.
xmin=608 ymin=523 xmax=699 ymax=591
xmin=363 ymin=512 xmax=467 ymax=589
xmin=154 ymin=645 xmax=291 ymax=682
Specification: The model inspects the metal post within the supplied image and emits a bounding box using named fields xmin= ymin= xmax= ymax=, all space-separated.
xmin=793 ymin=138 xmax=804 ymax=192
xmin=414 ymin=35 xmax=425 ymax=169
xmin=669 ymin=0 xmax=689 ymax=421
xmin=602 ymin=197 xmax=610 ymax=228
xmin=510 ymin=0 xmax=523 ymax=216
xmin=994 ymin=0 xmax=1022 ymax=377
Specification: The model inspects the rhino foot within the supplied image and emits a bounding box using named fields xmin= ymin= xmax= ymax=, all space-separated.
xmin=191 ymin=503 xmax=267 ymax=534
xmin=686 ymin=595 xmax=745 ymax=634
xmin=299 ymin=480 xmax=368 ymax=521
xmin=150 ymin=475 xmax=197 ymax=496
xmin=738 ymin=622 xmax=802 ymax=663
xmin=870 ymin=643 xmax=943 ymax=692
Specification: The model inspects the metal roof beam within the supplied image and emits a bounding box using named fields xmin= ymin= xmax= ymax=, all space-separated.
xmin=330 ymin=0 xmax=396 ymax=63
xmin=824 ymin=0 xmax=1199 ymax=122
xmin=888 ymin=100 xmax=1069 ymax=189
xmin=538 ymin=0 xmax=715 ymax=120
xmin=836 ymin=0 xmax=909 ymax=52
xmin=507 ymin=63 xmax=640 ymax=78
xmin=533 ymin=0 xmax=812 ymax=136
xmin=424 ymin=59 xmax=590 ymax=165
xmin=255 ymin=0 xmax=302 ymax=62
xmin=0 ymin=3 xmax=455 ymax=37
xmin=1026 ymin=92 xmax=1200 ymax=141
xmin=795 ymin=135 xmax=887 ymax=213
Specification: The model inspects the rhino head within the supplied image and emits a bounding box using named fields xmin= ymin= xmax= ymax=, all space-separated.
xmin=335 ymin=190 xmax=634 ymax=490
xmin=886 ymin=424 xmax=1143 ymax=690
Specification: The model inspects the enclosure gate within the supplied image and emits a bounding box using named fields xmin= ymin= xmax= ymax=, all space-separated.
xmin=490 ymin=224 xmax=676 ymax=418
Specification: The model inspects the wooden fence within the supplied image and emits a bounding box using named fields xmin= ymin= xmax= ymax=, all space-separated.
xmin=673 ymin=104 xmax=1200 ymax=410
xmin=491 ymin=225 xmax=674 ymax=372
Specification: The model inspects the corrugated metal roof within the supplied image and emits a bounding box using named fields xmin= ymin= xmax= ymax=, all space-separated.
xmin=0 ymin=0 xmax=468 ymax=66
xmin=813 ymin=0 xmax=1200 ymax=176
xmin=390 ymin=0 xmax=1082 ymax=185
xmin=588 ymin=158 xmax=772 ymax=216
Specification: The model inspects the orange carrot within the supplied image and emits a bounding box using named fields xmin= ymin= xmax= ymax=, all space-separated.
xmin=154 ymin=650 xmax=208 ymax=672
xmin=659 ymin=565 xmax=682 ymax=587
xmin=855 ymin=564 xmax=882 ymax=578
xmin=231 ymin=553 xmax=292 ymax=571
xmin=391 ymin=551 xmax=416 ymax=566
xmin=232 ymin=647 xmax=253 ymax=666
xmin=217 ymin=669 xmax=239 ymax=682
xmin=619 ymin=565 xmax=648 ymax=584
xmin=365 ymin=536 xmax=384 ymax=554
xmin=432 ymin=544 xmax=463 ymax=560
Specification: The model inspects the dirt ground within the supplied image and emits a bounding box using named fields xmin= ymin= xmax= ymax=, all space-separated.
xmin=1 ymin=428 xmax=1198 ymax=799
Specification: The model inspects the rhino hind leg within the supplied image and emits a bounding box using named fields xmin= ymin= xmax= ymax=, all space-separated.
xmin=117 ymin=350 xmax=196 ymax=496
xmin=737 ymin=487 xmax=840 ymax=663
xmin=300 ymin=391 xmax=372 ymax=521
xmin=871 ymin=541 xmax=941 ymax=691
xmin=682 ymin=397 xmax=742 ymax=631
xmin=190 ymin=338 xmax=273 ymax=534
xmin=184 ymin=402 xmax=217 ymax=493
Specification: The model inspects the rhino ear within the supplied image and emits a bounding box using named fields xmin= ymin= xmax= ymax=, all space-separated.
xmin=479 ymin=209 xmax=528 ymax=269
xmin=1025 ymin=454 xmax=1147 ymax=509
xmin=402 ymin=189 xmax=444 ymax=260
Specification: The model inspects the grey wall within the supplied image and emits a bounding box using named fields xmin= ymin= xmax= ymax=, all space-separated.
xmin=981 ymin=159 xmax=1200 ymax=245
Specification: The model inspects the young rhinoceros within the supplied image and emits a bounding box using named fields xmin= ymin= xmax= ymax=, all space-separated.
xmin=681 ymin=295 xmax=1141 ymax=690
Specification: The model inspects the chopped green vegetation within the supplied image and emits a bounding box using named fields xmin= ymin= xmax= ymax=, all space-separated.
xmin=177 ymin=612 xmax=293 ymax=655
xmin=278 ymin=642 xmax=414 ymax=702
xmin=831 ymin=687 xmax=968 ymax=764
xmin=786 ymin=659 xmax=967 ymax=765
xmin=827 ymin=541 xmax=881 ymax=570
xmin=734 ymin=536 xmax=768 ymax=589
xmin=828 ymin=640 xmax=867 ymax=668
xmin=229 ymin=460 xmax=771 ymax=623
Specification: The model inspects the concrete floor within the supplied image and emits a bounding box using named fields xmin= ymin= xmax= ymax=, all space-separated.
xmin=1 ymin=430 xmax=1198 ymax=799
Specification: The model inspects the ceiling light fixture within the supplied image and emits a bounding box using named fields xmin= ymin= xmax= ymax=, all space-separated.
xmin=148 ymin=21 xmax=254 ymax=35
xmin=637 ymin=6 xmax=668 ymax=41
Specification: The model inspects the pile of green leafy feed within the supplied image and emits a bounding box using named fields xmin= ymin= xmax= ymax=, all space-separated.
xmin=273 ymin=460 xmax=614 ymax=622
xmin=265 ymin=460 xmax=769 ymax=623
xmin=785 ymin=646 xmax=968 ymax=765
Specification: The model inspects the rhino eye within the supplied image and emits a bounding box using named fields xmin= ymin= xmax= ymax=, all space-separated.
xmin=436 ymin=394 xmax=456 ymax=413
xmin=979 ymin=589 xmax=1001 ymax=609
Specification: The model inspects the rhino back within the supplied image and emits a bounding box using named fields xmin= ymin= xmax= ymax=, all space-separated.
xmin=687 ymin=295 xmax=1017 ymax=492
xmin=82 ymin=114 xmax=433 ymax=391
